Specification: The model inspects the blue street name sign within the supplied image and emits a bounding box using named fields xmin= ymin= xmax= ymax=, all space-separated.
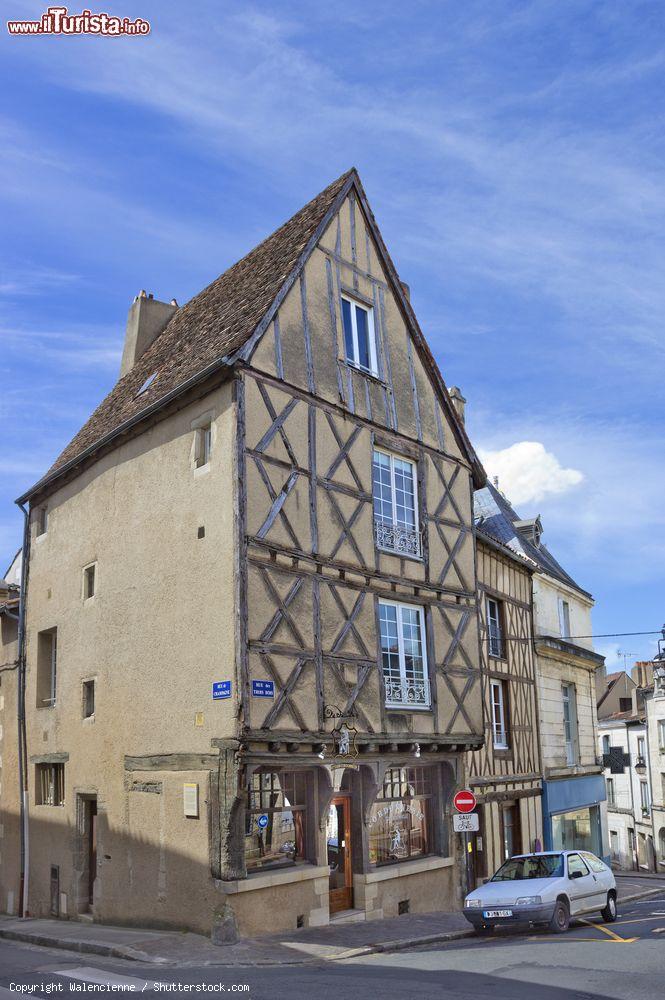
xmin=212 ymin=681 xmax=232 ymax=700
xmin=252 ymin=680 xmax=275 ymax=698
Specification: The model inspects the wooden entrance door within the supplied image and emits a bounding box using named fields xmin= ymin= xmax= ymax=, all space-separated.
xmin=327 ymin=796 xmax=353 ymax=913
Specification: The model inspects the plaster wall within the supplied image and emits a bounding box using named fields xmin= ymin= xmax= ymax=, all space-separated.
xmin=21 ymin=383 xmax=236 ymax=931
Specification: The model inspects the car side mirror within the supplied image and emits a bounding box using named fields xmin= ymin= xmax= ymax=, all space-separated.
xmin=569 ymin=870 xmax=584 ymax=879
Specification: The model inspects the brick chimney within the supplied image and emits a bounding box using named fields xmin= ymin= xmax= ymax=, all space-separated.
xmin=120 ymin=291 xmax=178 ymax=377
xmin=448 ymin=386 xmax=466 ymax=424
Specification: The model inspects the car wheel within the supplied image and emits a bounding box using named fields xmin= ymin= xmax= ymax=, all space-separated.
xmin=548 ymin=899 xmax=570 ymax=933
xmin=601 ymin=892 xmax=617 ymax=923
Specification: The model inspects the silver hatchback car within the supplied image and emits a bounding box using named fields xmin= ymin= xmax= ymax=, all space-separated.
xmin=463 ymin=850 xmax=617 ymax=934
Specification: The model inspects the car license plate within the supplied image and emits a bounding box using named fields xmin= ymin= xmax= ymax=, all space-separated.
xmin=483 ymin=909 xmax=512 ymax=918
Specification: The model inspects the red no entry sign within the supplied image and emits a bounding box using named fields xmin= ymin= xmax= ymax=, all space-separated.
xmin=453 ymin=789 xmax=476 ymax=814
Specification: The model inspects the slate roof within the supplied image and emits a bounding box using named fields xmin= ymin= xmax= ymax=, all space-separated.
xmin=474 ymin=480 xmax=591 ymax=599
xmin=19 ymin=168 xmax=484 ymax=502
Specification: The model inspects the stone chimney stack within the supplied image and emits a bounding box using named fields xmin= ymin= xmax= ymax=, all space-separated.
xmin=448 ymin=386 xmax=467 ymax=425
xmin=120 ymin=291 xmax=178 ymax=378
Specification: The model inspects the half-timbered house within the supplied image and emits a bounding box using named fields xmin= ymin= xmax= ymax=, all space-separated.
xmin=13 ymin=170 xmax=487 ymax=937
xmin=467 ymin=518 xmax=543 ymax=883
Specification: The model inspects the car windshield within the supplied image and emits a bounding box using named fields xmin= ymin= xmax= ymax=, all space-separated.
xmin=491 ymin=854 xmax=564 ymax=882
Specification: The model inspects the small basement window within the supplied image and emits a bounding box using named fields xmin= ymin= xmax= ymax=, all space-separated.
xmin=82 ymin=563 xmax=96 ymax=600
xmin=36 ymin=763 xmax=65 ymax=806
xmin=82 ymin=680 xmax=95 ymax=719
xmin=194 ymin=422 xmax=212 ymax=469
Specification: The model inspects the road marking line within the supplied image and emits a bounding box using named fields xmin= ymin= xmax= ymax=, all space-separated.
xmin=54 ymin=968 xmax=158 ymax=989
xmin=652 ymin=927 xmax=665 ymax=934
xmin=578 ymin=918 xmax=637 ymax=942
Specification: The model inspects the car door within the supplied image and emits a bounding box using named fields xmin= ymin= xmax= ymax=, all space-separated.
xmin=566 ymin=853 xmax=597 ymax=914
xmin=581 ymin=852 xmax=614 ymax=908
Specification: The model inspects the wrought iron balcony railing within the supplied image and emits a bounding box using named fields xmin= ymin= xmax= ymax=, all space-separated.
xmin=374 ymin=519 xmax=421 ymax=558
xmin=384 ymin=678 xmax=431 ymax=709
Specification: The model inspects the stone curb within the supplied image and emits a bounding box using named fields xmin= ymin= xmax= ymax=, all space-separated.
xmin=1 ymin=886 xmax=662 ymax=968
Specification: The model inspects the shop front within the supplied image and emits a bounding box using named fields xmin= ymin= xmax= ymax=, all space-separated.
xmin=223 ymin=754 xmax=462 ymax=935
xmin=542 ymin=774 xmax=607 ymax=861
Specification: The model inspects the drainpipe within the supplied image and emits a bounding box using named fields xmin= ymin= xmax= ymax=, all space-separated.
xmin=644 ymin=706 xmax=657 ymax=871
xmin=16 ymin=501 xmax=31 ymax=918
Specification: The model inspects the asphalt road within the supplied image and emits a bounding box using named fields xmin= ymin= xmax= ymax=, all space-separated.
xmin=0 ymin=892 xmax=664 ymax=1000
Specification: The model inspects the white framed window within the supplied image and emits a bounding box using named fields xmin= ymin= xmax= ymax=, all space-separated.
xmin=378 ymin=600 xmax=430 ymax=709
xmin=82 ymin=562 xmax=96 ymax=600
xmin=486 ymin=598 xmax=504 ymax=658
xmin=562 ymin=683 xmax=579 ymax=766
xmin=341 ymin=294 xmax=378 ymax=375
xmin=640 ymin=781 xmax=650 ymax=812
xmin=372 ymin=449 xmax=420 ymax=557
xmin=607 ymin=777 xmax=615 ymax=805
xmin=558 ymin=598 xmax=571 ymax=638
xmin=194 ymin=422 xmax=212 ymax=469
xmin=658 ymin=719 xmax=665 ymax=750
xmin=490 ymin=679 xmax=509 ymax=749
xmin=602 ymin=735 xmax=610 ymax=755
xmin=637 ymin=736 xmax=646 ymax=763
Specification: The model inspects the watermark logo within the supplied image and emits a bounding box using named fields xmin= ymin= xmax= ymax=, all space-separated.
xmin=7 ymin=6 xmax=150 ymax=35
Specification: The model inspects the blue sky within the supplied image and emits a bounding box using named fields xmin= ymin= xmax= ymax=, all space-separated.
xmin=1 ymin=0 xmax=664 ymax=666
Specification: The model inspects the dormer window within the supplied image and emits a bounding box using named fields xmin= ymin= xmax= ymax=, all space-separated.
xmin=341 ymin=294 xmax=378 ymax=375
xmin=136 ymin=372 xmax=157 ymax=396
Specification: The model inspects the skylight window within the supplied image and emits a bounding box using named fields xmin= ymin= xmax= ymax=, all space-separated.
xmin=136 ymin=373 xmax=157 ymax=396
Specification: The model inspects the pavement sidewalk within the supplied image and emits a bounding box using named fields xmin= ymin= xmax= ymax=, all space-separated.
xmin=0 ymin=879 xmax=663 ymax=968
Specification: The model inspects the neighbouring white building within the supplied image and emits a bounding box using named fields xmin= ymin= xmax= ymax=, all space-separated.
xmin=598 ymin=653 xmax=665 ymax=871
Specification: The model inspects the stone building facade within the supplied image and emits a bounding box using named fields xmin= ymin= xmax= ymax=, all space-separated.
xmin=11 ymin=170 xmax=488 ymax=936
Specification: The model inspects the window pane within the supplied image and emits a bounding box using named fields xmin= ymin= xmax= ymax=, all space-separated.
xmin=341 ymin=298 xmax=354 ymax=362
xmin=368 ymin=795 xmax=429 ymax=865
xmin=245 ymin=771 xmax=307 ymax=872
xmin=355 ymin=303 xmax=370 ymax=370
xmin=400 ymin=607 xmax=424 ymax=683
xmin=379 ymin=604 xmax=401 ymax=686
xmin=372 ymin=451 xmax=394 ymax=523
xmin=393 ymin=458 xmax=416 ymax=528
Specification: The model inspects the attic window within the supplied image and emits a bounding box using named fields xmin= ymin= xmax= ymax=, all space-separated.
xmin=136 ymin=373 xmax=157 ymax=396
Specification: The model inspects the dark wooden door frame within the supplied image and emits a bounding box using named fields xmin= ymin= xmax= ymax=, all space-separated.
xmin=329 ymin=795 xmax=353 ymax=914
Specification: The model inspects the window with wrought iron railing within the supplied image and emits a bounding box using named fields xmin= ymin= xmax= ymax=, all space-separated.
xmin=372 ymin=449 xmax=421 ymax=558
xmin=379 ymin=600 xmax=430 ymax=709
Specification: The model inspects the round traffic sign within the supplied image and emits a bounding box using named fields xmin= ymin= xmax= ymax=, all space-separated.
xmin=453 ymin=789 xmax=476 ymax=814
xmin=257 ymin=814 xmax=269 ymax=829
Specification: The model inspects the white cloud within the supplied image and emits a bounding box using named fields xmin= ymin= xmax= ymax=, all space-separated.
xmin=478 ymin=441 xmax=584 ymax=505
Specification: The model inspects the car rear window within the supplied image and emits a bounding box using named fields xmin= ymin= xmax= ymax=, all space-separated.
xmin=581 ymin=852 xmax=607 ymax=873
xmin=491 ymin=854 xmax=564 ymax=881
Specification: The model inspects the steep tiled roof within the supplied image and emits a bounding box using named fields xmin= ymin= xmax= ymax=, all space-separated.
xmin=474 ymin=481 xmax=591 ymax=598
xmin=19 ymin=169 xmax=485 ymax=503
xmin=38 ymin=170 xmax=354 ymax=488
